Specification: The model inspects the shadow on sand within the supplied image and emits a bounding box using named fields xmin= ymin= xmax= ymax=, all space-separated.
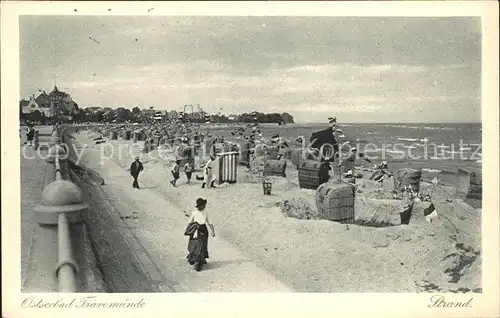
xmin=138 ymin=185 xmax=160 ymax=190
xmin=202 ymin=259 xmax=249 ymax=271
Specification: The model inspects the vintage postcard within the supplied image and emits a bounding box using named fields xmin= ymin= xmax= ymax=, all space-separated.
xmin=1 ymin=1 xmax=499 ymax=318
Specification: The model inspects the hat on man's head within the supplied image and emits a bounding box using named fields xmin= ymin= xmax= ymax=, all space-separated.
xmin=195 ymin=197 xmax=208 ymax=208
xmin=135 ymin=156 xmax=140 ymax=160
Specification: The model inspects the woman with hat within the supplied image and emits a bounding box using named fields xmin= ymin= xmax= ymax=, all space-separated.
xmin=185 ymin=197 xmax=215 ymax=271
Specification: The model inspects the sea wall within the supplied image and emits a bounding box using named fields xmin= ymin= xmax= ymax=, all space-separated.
xmin=62 ymin=125 xmax=165 ymax=292
xmin=23 ymin=126 xmax=108 ymax=292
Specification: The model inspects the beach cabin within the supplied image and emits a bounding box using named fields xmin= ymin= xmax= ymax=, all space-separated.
xmin=216 ymin=151 xmax=239 ymax=184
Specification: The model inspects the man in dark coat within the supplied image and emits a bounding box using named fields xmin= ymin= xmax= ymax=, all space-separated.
xmin=130 ymin=156 xmax=144 ymax=189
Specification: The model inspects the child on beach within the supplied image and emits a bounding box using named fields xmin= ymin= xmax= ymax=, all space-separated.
xmin=170 ymin=160 xmax=181 ymax=187
xmin=184 ymin=161 xmax=193 ymax=185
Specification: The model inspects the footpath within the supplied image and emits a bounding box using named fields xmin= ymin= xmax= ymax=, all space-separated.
xmin=20 ymin=129 xmax=106 ymax=293
xmin=74 ymin=138 xmax=292 ymax=292
xmin=20 ymin=145 xmax=59 ymax=292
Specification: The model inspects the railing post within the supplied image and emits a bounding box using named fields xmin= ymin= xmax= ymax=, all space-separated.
xmin=57 ymin=213 xmax=78 ymax=292
xmin=34 ymin=129 xmax=88 ymax=292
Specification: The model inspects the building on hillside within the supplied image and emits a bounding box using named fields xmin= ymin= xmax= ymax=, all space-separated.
xmin=50 ymin=85 xmax=78 ymax=114
xmin=34 ymin=86 xmax=78 ymax=117
xmin=20 ymin=95 xmax=52 ymax=117
xmin=34 ymin=91 xmax=51 ymax=108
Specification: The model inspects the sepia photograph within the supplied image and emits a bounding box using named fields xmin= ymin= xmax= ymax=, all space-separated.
xmin=2 ymin=1 xmax=499 ymax=317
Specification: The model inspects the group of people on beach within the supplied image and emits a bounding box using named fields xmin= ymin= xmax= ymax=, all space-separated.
xmin=125 ymin=116 xmax=402 ymax=271
xmin=124 ymin=118 xmax=287 ymax=271
xmin=128 ymin=150 xmax=215 ymax=271
xmin=169 ymin=157 xmax=217 ymax=189
xmin=129 ymin=156 xmax=214 ymax=271
xmin=317 ymin=117 xmax=394 ymax=186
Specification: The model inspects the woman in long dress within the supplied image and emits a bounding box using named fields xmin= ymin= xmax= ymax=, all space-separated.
xmin=185 ymin=198 xmax=215 ymax=271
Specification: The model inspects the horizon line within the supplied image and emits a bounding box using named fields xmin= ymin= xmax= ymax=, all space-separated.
xmin=293 ymin=121 xmax=482 ymax=124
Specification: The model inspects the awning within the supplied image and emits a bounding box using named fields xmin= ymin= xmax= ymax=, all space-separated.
xmin=310 ymin=127 xmax=337 ymax=149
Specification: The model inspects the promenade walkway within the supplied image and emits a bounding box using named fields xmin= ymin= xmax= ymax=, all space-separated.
xmin=20 ymin=145 xmax=59 ymax=292
xmin=74 ymin=135 xmax=292 ymax=292
xmin=20 ymin=127 xmax=106 ymax=292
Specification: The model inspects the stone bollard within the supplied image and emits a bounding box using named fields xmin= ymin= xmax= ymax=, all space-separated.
xmin=34 ymin=179 xmax=87 ymax=225
xmin=34 ymin=179 xmax=88 ymax=292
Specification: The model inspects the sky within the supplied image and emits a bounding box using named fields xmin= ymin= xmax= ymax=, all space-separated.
xmin=20 ymin=16 xmax=481 ymax=123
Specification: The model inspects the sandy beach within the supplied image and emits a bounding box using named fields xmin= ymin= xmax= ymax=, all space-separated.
xmin=68 ymin=128 xmax=482 ymax=292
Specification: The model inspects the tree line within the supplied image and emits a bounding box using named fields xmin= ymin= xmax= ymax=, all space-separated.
xmin=21 ymin=106 xmax=295 ymax=125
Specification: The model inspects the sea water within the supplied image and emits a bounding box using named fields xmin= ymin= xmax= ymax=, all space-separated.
xmin=199 ymin=122 xmax=482 ymax=173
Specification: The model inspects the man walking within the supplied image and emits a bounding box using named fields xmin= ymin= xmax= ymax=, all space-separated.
xmin=130 ymin=156 xmax=144 ymax=189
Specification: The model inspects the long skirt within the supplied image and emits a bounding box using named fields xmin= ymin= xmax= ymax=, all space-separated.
xmin=186 ymin=224 xmax=209 ymax=264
